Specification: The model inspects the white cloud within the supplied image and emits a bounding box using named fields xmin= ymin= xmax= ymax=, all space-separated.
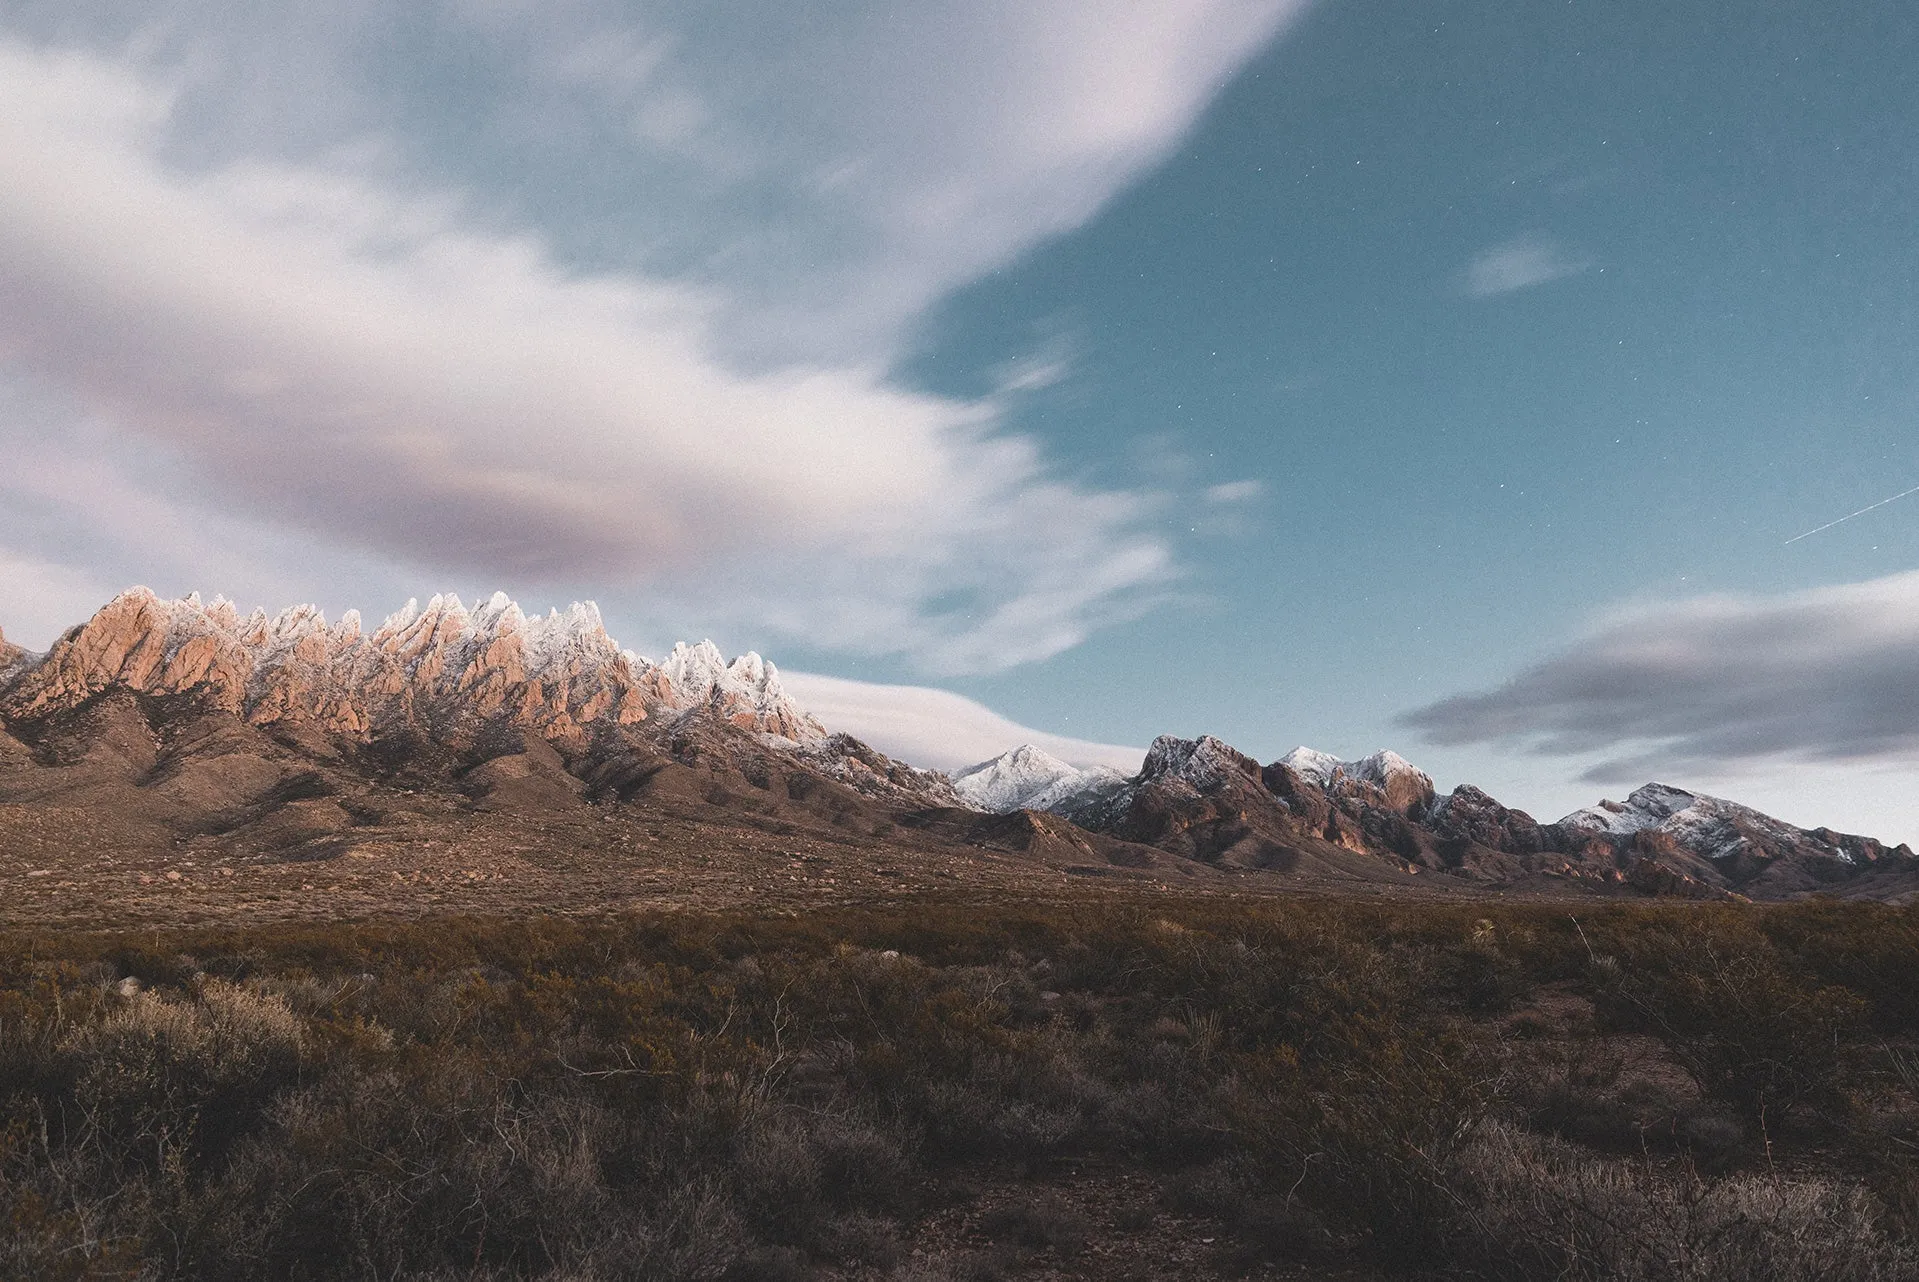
xmin=0 ymin=13 xmax=1310 ymax=673
xmin=779 ymin=670 xmax=1145 ymax=774
xmin=0 ymin=6 xmax=1306 ymax=674
xmin=483 ymin=0 xmax=1312 ymax=363
xmin=1463 ymin=235 xmax=1588 ymax=297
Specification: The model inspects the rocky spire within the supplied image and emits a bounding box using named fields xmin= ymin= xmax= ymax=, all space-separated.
xmin=0 ymin=588 xmax=821 ymax=747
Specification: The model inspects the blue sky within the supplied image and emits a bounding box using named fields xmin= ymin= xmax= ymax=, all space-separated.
xmin=2 ymin=1 xmax=1917 ymax=839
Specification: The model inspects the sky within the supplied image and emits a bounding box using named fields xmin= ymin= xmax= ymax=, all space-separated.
xmin=2 ymin=1 xmax=1918 ymax=840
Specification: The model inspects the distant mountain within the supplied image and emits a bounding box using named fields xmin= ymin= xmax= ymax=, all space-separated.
xmin=950 ymin=745 xmax=1128 ymax=814
xmin=0 ymin=588 xmax=960 ymax=862
xmin=979 ymin=733 xmax=1917 ymax=901
xmin=2 ymin=589 xmax=1912 ymax=902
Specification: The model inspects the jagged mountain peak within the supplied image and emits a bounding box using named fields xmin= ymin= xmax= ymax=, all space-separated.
xmin=1561 ymin=783 xmax=1714 ymax=836
xmin=1141 ymin=734 xmax=1261 ymax=788
xmin=1274 ymin=745 xmax=1435 ymax=814
xmin=0 ymin=588 xmax=821 ymax=746
xmin=1277 ymin=746 xmax=1343 ymax=784
xmin=650 ymin=638 xmax=819 ymax=740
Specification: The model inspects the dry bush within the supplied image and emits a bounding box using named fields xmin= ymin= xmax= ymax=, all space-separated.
xmin=1443 ymin=1119 xmax=1919 ymax=1282
xmin=0 ymin=900 xmax=1915 ymax=1279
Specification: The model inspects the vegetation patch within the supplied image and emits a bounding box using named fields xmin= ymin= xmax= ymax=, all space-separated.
xmin=2 ymin=898 xmax=1917 ymax=1279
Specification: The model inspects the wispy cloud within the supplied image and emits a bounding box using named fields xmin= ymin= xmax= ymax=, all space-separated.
xmin=1204 ymin=479 xmax=1265 ymax=504
xmin=0 ymin=5 xmax=1304 ymax=674
xmin=1463 ymin=234 xmax=1588 ymax=297
xmin=1401 ymin=571 xmax=1919 ymax=781
xmin=778 ymin=670 xmax=1144 ymax=773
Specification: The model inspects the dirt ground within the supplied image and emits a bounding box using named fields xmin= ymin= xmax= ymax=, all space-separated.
xmin=0 ymin=791 xmax=1478 ymax=931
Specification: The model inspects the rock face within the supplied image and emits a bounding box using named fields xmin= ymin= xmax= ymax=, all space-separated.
xmin=0 ymin=588 xmax=820 ymax=750
xmin=0 ymin=588 xmax=966 ymax=859
xmin=1024 ymin=734 xmax=1917 ymax=900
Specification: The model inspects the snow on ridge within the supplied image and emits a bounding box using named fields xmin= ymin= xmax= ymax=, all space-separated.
xmin=1558 ymin=782 xmax=1703 ymax=835
xmin=68 ymin=588 xmax=824 ymax=732
xmin=1278 ymin=746 xmax=1342 ymax=786
xmin=1279 ymin=745 xmax=1431 ymax=793
xmin=951 ymin=743 xmax=1128 ymax=814
xmin=1553 ymin=782 xmax=1864 ymax=864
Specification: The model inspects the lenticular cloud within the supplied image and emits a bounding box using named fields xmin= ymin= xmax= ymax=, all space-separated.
xmin=0 ymin=19 xmax=1249 ymax=672
xmin=1402 ymin=570 xmax=1919 ymax=776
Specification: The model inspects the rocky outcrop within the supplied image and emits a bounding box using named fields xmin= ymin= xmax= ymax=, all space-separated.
xmin=0 ymin=588 xmax=964 ymax=860
xmin=0 ymin=588 xmax=815 ymax=752
xmin=1058 ymin=735 xmax=1343 ymax=870
xmin=799 ymin=733 xmax=963 ymax=809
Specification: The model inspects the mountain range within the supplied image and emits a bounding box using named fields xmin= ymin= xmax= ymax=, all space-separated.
xmin=2 ymin=588 xmax=1913 ymax=905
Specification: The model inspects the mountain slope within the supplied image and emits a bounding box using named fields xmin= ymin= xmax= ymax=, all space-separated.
xmin=0 ymin=588 xmax=962 ymax=863
xmin=3 ymin=589 xmax=1913 ymax=905
xmin=1021 ymin=734 xmax=1917 ymax=900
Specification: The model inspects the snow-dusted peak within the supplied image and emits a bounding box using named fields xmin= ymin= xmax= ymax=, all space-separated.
xmin=643 ymin=639 xmax=822 ymax=739
xmin=1141 ymin=734 xmax=1259 ymax=790
xmin=266 ymin=603 xmax=327 ymax=640
xmin=1349 ymin=749 xmax=1431 ymax=790
xmin=1560 ymin=783 xmax=1702 ymax=836
xmin=952 ymin=744 xmax=1078 ymax=811
xmin=520 ymin=601 xmax=615 ymax=671
xmin=950 ymin=744 xmax=1130 ymax=815
xmin=380 ymin=598 xmax=422 ymax=635
xmin=660 ymin=639 xmax=730 ymax=693
xmin=728 ymin=651 xmax=769 ymax=689
xmin=1278 ymin=746 xmax=1342 ymax=786
xmin=470 ymin=591 xmax=524 ymax=634
xmin=1277 ymin=747 xmax=1431 ymax=790
xmin=1552 ymin=782 xmax=1879 ymax=866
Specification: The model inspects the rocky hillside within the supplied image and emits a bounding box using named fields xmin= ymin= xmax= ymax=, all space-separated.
xmin=0 ymin=588 xmax=963 ymax=865
xmin=3 ymin=589 xmax=1912 ymax=904
xmin=960 ymin=737 xmax=1918 ymax=900
xmin=0 ymin=587 xmax=820 ymax=744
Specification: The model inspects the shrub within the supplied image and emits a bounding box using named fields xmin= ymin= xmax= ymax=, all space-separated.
xmin=1442 ymin=1119 xmax=1918 ymax=1282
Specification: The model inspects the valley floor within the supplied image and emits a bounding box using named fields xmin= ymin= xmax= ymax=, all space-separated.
xmin=0 ymin=794 xmax=1492 ymax=932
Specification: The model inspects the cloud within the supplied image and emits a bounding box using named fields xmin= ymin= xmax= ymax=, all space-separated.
xmin=778 ymin=670 xmax=1145 ymax=774
xmin=1463 ymin=235 xmax=1588 ymax=297
xmin=445 ymin=0 xmax=1309 ymax=363
xmin=1204 ymin=479 xmax=1264 ymax=504
xmin=0 ymin=7 xmax=1303 ymax=674
xmin=1401 ymin=570 xmax=1919 ymax=781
